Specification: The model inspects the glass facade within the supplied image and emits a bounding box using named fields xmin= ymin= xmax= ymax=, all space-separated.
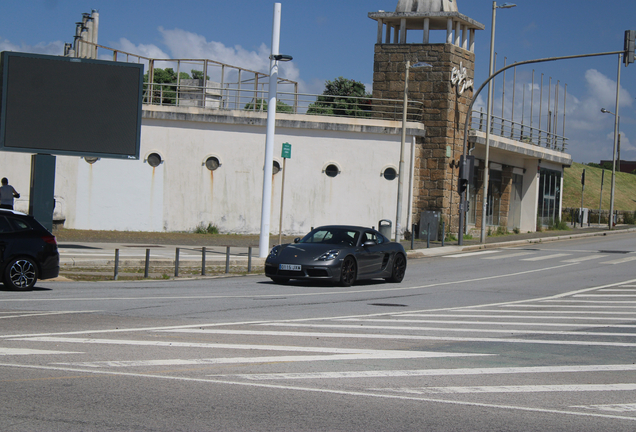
xmin=538 ymin=168 xmax=562 ymax=226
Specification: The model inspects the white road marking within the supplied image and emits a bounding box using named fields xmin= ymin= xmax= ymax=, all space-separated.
xmin=443 ymin=250 xmax=502 ymax=258
xmin=521 ymin=253 xmax=571 ymax=261
xmin=0 ymin=348 xmax=80 ymax=356
xmin=401 ymin=312 xmax=634 ymax=320
xmin=1 ymin=362 xmax=635 ymax=422
xmin=14 ymin=336 xmax=486 ymax=364
xmin=212 ymin=364 xmax=636 ymax=381
xmin=266 ymin=321 xmax=636 ymax=338
xmin=375 ymin=383 xmax=636 ymax=394
xmin=481 ymin=252 xmax=535 ymax=259
xmin=561 ymin=255 xmax=608 ymax=263
xmin=258 ymin=324 xmax=636 ymax=347
xmin=54 ymin=350 xmax=479 ymax=368
xmin=601 ymin=257 xmax=636 ymax=265
xmin=574 ymin=403 xmax=636 ymax=413
xmin=540 ymin=300 xmax=636 ymax=304
xmin=0 ymin=311 xmax=99 ymax=320
xmin=338 ymin=318 xmax=636 ymax=328
xmin=509 ymin=304 xmax=636 ymax=308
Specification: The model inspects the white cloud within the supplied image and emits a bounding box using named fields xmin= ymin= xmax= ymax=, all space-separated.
xmin=158 ymin=27 xmax=301 ymax=83
xmin=0 ymin=37 xmax=64 ymax=55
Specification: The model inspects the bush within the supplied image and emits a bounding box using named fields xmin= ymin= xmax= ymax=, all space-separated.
xmin=624 ymin=211 xmax=636 ymax=225
xmin=194 ymin=223 xmax=219 ymax=234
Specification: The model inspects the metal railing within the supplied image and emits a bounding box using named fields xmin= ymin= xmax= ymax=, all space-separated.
xmin=73 ymin=42 xmax=423 ymax=122
xmin=142 ymin=82 xmax=424 ymax=122
xmin=471 ymin=109 xmax=568 ymax=152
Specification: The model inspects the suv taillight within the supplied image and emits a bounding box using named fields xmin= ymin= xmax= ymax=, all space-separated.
xmin=42 ymin=235 xmax=57 ymax=246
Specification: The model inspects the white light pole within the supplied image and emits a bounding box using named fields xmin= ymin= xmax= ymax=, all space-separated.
xmin=601 ymin=60 xmax=623 ymax=230
xmin=396 ymin=60 xmax=431 ymax=243
xmin=480 ymin=1 xmax=516 ymax=244
xmin=259 ymin=3 xmax=292 ymax=257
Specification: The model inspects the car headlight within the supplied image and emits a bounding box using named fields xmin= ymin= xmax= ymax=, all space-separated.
xmin=317 ymin=249 xmax=340 ymax=261
xmin=268 ymin=245 xmax=281 ymax=259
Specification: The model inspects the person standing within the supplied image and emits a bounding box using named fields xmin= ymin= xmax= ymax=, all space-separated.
xmin=0 ymin=178 xmax=20 ymax=210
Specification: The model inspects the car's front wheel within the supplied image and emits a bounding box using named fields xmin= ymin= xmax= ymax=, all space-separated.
xmin=339 ymin=256 xmax=357 ymax=287
xmin=4 ymin=257 xmax=39 ymax=291
xmin=386 ymin=253 xmax=406 ymax=283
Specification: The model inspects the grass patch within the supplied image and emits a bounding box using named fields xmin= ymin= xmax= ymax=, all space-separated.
xmin=564 ymin=163 xmax=636 ymax=211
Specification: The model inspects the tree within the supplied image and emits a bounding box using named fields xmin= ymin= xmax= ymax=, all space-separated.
xmin=143 ymin=67 xmax=191 ymax=105
xmin=307 ymin=77 xmax=372 ymax=118
xmin=244 ymin=98 xmax=294 ymax=113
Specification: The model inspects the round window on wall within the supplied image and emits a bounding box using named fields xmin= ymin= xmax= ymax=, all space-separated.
xmin=84 ymin=157 xmax=100 ymax=164
xmin=383 ymin=167 xmax=397 ymax=180
xmin=205 ymin=156 xmax=220 ymax=171
xmin=324 ymin=164 xmax=339 ymax=178
xmin=147 ymin=153 xmax=162 ymax=167
xmin=272 ymin=161 xmax=281 ymax=175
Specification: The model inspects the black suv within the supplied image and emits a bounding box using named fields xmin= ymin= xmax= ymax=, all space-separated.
xmin=0 ymin=210 xmax=59 ymax=290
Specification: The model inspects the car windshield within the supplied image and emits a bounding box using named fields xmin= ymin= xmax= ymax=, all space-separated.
xmin=300 ymin=228 xmax=360 ymax=247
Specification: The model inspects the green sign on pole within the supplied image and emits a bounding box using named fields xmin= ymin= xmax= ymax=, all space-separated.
xmin=281 ymin=142 xmax=292 ymax=159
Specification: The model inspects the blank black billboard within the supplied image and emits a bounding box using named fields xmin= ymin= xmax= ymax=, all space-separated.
xmin=0 ymin=51 xmax=143 ymax=159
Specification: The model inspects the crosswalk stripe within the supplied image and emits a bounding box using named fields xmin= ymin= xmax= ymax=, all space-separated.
xmin=521 ymin=253 xmax=571 ymax=261
xmin=561 ymin=255 xmax=608 ymax=263
xmin=574 ymin=403 xmax=636 ymax=413
xmin=212 ymin=364 xmax=636 ymax=381
xmin=0 ymin=348 xmax=80 ymax=355
xmin=254 ymin=324 xmax=636 ymax=347
xmin=401 ymin=312 xmax=634 ymax=320
xmin=481 ymin=252 xmax=535 ymax=259
xmin=375 ymin=383 xmax=636 ymax=394
xmin=443 ymin=250 xmax=502 ymax=258
xmin=601 ymin=257 xmax=636 ymax=265
xmin=338 ymin=318 xmax=636 ymax=328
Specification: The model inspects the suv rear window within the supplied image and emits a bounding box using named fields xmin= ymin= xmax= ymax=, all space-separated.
xmin=8 ymin=217 xmax=31 ymax=232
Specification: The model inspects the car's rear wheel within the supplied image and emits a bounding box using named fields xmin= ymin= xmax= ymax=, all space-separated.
xmin=4 ymin=257 xmax=38 ymax=291
xmin=386 ymin=253 xmax=406 ymax=283
xmin=339 ymin=256 xmax=357 ymax=287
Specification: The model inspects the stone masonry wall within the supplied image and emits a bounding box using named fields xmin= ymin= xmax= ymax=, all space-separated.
xmin=373 ymin=43 xmax=475 ymax=236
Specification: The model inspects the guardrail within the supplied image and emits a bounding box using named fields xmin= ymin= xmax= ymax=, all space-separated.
xmin=142 ymin=83 xmax=424 ymax=122
xmin=471 ymin=109 xmax=568 ymax=152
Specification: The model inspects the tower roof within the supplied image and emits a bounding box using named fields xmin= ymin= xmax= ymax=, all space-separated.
xmin=370 ymin=0 xmax=483 ymax=32
xmin=396 ymin=0 xmax=458 ymax=13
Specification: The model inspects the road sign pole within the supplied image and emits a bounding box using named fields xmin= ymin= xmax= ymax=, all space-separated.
xmin=278 ymin=157 xmax=287 ymax=246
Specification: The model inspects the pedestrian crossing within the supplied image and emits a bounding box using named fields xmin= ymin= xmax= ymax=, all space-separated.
xmin=1 ymin=279 xmax=636 ymax=422
xmin=445 ymin=248 xmax=636 ymax=266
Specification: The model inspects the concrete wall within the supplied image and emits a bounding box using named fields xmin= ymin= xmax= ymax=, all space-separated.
xmin=0 ymin=106 xmax=425 ymax=237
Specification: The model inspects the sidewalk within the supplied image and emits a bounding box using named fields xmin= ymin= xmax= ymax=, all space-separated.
xmin=53 ymin=225 xmax=636 ymax=281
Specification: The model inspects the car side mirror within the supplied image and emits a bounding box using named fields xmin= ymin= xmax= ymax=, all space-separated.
xmin=363 ymin=240 xmax=376 ymax=247
xmin=294 ymin=237 xmax=300 ymax=243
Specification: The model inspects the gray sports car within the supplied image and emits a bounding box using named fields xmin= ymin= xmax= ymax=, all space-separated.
xmin=265 ymin=225 xmax=407 ymax=286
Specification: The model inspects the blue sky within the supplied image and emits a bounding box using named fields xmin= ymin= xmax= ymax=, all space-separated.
xmin=1 ymin=0 xmax=635 ymax=164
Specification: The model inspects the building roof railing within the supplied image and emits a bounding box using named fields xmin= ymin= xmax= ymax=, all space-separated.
xmin=471 ymin=109 xmax=568 ymax=153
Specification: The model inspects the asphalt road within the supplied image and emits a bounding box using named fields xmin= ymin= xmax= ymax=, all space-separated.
xmin=1 ymin=233 xmax=636 ymax=431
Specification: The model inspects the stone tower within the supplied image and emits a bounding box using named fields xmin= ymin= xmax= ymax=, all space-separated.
xmin=369 ymin=1 xmax=483 ymax=236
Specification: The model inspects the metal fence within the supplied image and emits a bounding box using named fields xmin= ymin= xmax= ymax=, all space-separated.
xmin=471 ymin=109 xmax=568 ymax=152
xmin=142 ymin=82 xmax=424 ymax=122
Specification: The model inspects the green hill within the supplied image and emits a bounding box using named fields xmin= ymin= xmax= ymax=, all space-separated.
xmin=563 ymin=162 xmax=636 ymax=211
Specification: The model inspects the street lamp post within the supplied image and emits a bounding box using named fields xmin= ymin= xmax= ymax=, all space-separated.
xmin=601 ymin=102 xmax=621 ymax=230
xmin=395 ymin=60 xmax=431 ymax=243
xmin=258 ymin=3 xmax=293 ymax=258
xmin=480 ymin=1 xmax=516 ymax=244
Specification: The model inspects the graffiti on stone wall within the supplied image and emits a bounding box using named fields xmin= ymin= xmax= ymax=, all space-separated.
xmin=451 ymin=62 xmax=474 ymax=96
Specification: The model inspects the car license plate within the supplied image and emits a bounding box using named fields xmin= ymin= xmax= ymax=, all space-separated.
xmin=279 ymin=264 xmax=301 ymax=271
